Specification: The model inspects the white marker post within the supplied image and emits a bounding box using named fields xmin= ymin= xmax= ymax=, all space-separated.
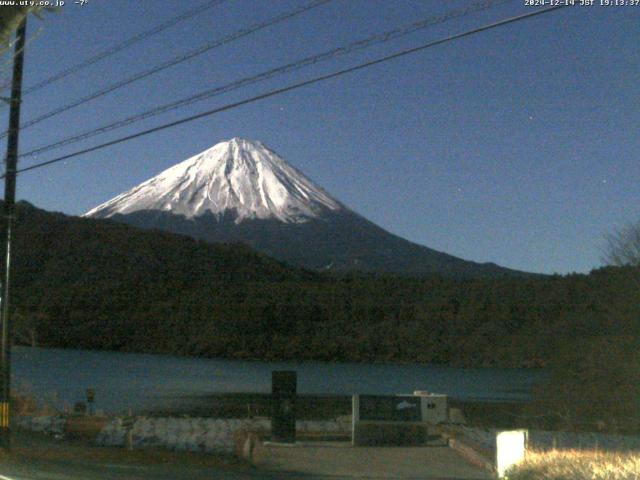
xmin=496 ymin=430 xmax=527 ymax=478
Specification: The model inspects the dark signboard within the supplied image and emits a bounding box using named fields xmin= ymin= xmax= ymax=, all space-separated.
xmin=271 ymin=371 xmax=297 ymax=443
xmin=358 ymin=395 xmax=421 ymax=422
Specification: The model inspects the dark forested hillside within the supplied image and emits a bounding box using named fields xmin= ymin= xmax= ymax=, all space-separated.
xmin=109 ymin=208 xmax=527 ymax=278
xmin=6 ymin=201 xmax=640 ymax=368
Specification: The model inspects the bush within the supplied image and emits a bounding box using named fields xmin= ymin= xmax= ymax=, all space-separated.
xmin=526 ymin=336 xmax=640 ymax=433
xmin=506 ymin=450 xmax=640 ymax=480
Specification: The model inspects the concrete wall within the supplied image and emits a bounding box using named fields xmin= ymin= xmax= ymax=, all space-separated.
xmin=15 ymin=414 xmax=349 ymax=453
xmin=96 ymin=417 xmax=349 ymax=453
xmin=16 ymin=415 xmax=65 ymax=435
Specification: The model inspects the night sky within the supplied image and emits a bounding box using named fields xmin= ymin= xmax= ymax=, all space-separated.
xmin=1 ymin=0 xmax=638 ymax=274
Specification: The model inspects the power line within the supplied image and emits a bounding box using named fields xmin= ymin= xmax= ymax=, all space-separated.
xmin=0 ymin=0 xmax=332 ymax=139
xmin=6 ymin=4 xmax=568 ymax=179
xmin=4 ymin=0 xmax=228 ymax=97
xmin=21 ymin=0 xmax=512 ymax=160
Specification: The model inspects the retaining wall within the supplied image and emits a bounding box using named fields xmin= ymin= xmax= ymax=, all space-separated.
xmin=16 ymin=414 xmax=348 ymax=453
xmin=97 ymin=417 xmax=349 ymax=452
xmin=16 ymin=415 xmax=66 ymax=435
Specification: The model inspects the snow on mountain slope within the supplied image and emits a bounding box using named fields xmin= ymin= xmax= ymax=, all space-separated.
xmin=85 ymin=138 xmax=343 ymax=223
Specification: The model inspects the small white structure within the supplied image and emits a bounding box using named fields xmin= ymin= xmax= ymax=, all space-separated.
xmin=496 ymin=430 xmax=527 ymax=478
xmin=413 ymin=391 xmax=448 ymax=424
xmin=351 ymin=393 xmax=448 ymax=446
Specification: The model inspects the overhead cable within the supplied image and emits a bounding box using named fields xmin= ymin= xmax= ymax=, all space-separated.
xmin=21 ymin=0 xmax=512 ymax=159
xmin=0 ymin=0 xmax=332 ymax=139
xmin=6 ymin=4 xmax=568 ymax=179
xmin=9 ymin=0 xmax=228 ymax=97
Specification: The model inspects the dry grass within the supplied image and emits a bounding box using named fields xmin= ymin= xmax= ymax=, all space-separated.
xmin=506 ymin=449 xmax=640 ymax=480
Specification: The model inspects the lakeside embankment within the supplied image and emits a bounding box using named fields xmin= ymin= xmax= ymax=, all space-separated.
xmin=143 ymin=393 xmax=527 ymax=429
xmin=13 ymin=391 xmax=527 ymax=454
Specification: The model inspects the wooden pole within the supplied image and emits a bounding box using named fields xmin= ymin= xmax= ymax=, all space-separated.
xmin=0 ymin=15 xmax=27 ymax=451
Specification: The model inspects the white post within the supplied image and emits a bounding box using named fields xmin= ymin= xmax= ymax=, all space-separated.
xmin=496 ymin=430 xmax=527 ymax=478
xmin=351 ymin=395 xmax=359 ymax=446
xmin=127 ymin=408 xmax=134 ymax=451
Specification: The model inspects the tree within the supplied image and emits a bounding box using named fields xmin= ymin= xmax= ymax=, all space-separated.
xmin=0 ymin=7 xmax=29 ymax=48
xmin=12 ymin=310 xmax=42 ymax=347
xmin=603 ymin=221 xmax=640 ymax=267
xmin=0 ymin=6 xmax=52 ymax=51
xmin=0 ymin=6 xmax=54 ymax=90
xmin=526 ymin=336 xmax=640 ymax=433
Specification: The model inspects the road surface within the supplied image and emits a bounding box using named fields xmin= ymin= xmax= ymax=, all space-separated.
xmin=253 ymin=441 xmax=493 ymax=479
xmin=0 ymin=430 xmax=269 ymax=480
xmin=0 ymin=431 xmax=493 ymax=479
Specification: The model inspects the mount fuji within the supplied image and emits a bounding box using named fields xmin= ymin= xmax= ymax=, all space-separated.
xmin=86 ymin=138 xmax=522 ymax=277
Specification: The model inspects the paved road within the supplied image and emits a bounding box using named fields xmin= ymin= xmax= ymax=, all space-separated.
xmin=0 ymin=431 xmax=271 ymax=480
xmin=252 ymin=442 xmax=493 ymax=479
xmin=0 ymin=432 xmax=492 ymax=479
xmin=0 ymin=461 xmax=260 ymax=480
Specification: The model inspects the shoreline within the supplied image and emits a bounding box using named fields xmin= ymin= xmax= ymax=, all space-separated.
xmin=13 ymin=344 xmax=547 ymax=370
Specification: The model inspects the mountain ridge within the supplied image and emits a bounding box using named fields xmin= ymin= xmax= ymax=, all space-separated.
xmin=86 ymin=138 xmax=529 ymax=278
xmin=86 ymin=137 xmax=342 ymax=223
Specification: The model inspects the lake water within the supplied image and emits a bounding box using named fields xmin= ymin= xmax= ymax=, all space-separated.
xmin=12 ymin=346 xmax=544 ymax=414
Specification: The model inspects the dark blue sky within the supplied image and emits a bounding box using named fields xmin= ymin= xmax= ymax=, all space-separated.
xmin=2 ymin=0 xmax=638 ymax=274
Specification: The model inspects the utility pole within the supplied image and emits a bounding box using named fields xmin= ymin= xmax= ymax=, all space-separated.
xmin=0 ymin=16 xmax=27 ymax=451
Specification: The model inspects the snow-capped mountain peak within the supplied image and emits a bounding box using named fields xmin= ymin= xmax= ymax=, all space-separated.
xmin=84 ymin=138 xmax=343 ymax=223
